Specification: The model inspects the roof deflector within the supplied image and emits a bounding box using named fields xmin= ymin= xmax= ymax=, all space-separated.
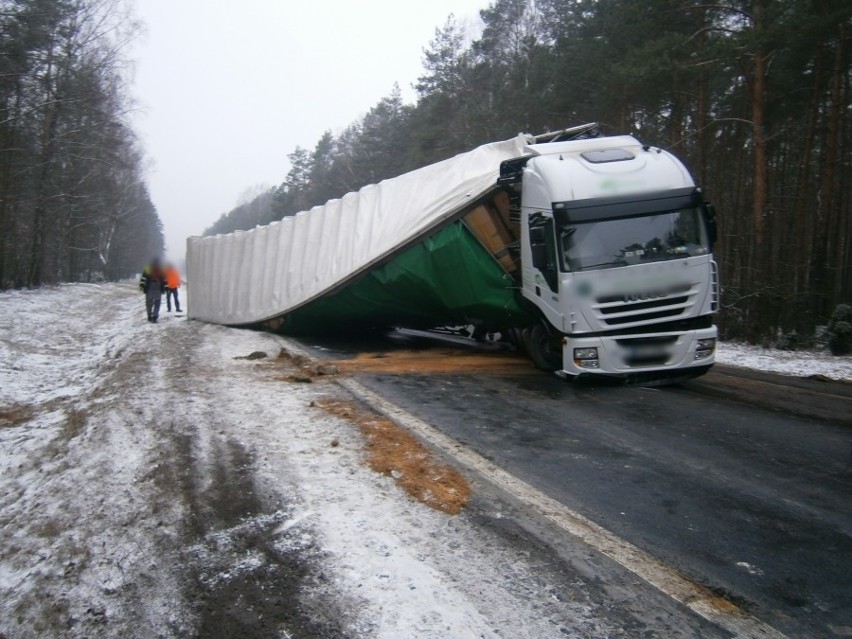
xmin=532 ymin=123 xmax=603 ymax=144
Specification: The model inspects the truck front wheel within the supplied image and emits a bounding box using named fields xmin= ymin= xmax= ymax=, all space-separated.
xmin=525 ymin=325 xmax=562 ymax=372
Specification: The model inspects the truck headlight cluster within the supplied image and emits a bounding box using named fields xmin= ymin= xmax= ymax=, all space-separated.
xmin=695 ymin=338 xmax=716 ymax=360
xmin=574 ymin=347 xmax=599 ymax=369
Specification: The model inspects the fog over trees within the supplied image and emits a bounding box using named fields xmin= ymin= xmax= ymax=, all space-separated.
xmin=0 ymin=0 xmax=163 ymax=287
xmin=206 ymin=0 xmax=851 ymax=345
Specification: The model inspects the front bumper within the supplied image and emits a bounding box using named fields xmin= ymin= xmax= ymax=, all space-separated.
xmin=560 ymin=326 xmax=717 ymax=384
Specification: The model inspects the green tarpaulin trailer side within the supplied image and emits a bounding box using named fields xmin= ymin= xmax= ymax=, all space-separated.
xmin=273 ymin=221 xmax=535 ymax=334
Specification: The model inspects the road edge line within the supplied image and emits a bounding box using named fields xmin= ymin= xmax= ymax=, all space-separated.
xmin=338 ymin=376 xmax=788 ymax=639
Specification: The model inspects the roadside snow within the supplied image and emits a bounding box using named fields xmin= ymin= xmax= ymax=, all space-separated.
xmin=716 ymin=342 xmax=852 ymax=381
xmin=0 ymin=282 xmax=190 ymax=636
xmin=0 ymin=283 xmax=139 ymax=406
xmin=0 ymin=282 xmax=635 ymax=638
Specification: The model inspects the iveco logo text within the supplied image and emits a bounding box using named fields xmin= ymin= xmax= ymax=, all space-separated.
xmin=623 ymin=291 xmax=665 ymax=303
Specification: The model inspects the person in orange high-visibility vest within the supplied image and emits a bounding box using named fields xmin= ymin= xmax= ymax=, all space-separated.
xmin=164 ymin=263 xmax=182 ymax=313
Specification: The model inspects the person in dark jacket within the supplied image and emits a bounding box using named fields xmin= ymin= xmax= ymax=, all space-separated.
xmin=139 ymin=258 xmax=167 ymax=323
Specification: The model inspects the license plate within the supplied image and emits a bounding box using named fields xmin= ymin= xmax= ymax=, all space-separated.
xmin=627 ymin=345 xmax=666 ymax=358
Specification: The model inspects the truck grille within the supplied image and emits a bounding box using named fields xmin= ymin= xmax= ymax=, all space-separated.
xmin=593 ymin=284 xmax=697 ymax=327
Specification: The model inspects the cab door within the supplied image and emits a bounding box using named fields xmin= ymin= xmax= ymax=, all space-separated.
xmin=523 ymin=214 xmax=563 ymax=325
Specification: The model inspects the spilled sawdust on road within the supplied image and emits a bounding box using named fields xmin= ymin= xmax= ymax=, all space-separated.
xmin=332 ymin=347 xmax=536 ymax=376
xmin=314 ymin=397 xmax=471 ymax=515
xmin=275 ymin=344 xmax=536 ymax=379
xmin=272 ymin=345 xmax=487 ymax=514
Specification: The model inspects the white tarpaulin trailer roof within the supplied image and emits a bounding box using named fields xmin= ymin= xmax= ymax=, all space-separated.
xmin=186 ymin=134 xmax=530 ymax=325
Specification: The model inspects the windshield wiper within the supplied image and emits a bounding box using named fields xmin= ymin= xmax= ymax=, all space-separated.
xmin=578 ymin=259 xmax=628 ymax=271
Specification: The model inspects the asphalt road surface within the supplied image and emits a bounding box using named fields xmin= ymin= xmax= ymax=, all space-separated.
xmin=294 ymin=330 xmax=852 ymax=639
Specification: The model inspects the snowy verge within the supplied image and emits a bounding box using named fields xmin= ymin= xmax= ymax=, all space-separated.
xmin=716 ymin=341 xmax=852 ymax=381
xmin=3 ymin=282 xmax=662 ymax=638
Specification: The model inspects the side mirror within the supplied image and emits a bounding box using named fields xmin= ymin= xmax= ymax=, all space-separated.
xmin=704 ymin=202 xmax=718 ymax=246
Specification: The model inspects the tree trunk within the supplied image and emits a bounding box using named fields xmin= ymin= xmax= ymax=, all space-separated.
xmin=792 ymin=44 xmax=824 ymax=305
xmin=829 ymin=24 xmax=848 ymax=301
xmin=750 ymin=0 xmax=769 ymax=249
xmin=812 ymin=22 xmax=846 ymax=317
xmin=696 ymin=74 xmax=708 ymax=186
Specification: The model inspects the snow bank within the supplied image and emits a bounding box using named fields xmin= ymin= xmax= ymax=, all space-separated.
xmin=716 ymin=342 xmax=852 ymax=381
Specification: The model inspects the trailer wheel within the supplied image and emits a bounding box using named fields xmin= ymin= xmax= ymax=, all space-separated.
xmin=526 ymin=325 xmax=562 ymax=372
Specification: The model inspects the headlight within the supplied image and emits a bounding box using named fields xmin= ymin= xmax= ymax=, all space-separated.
xmin=695 ymin=338 xmax=716 ymax=360
xmin=574 ymin=347 xmax=598 ymax=360
xmin=577 ymin=359 xmax=600 ymax=369
xmin=573 ymin=347 xmax=600 ymax=369
xmin=697 ymin=338 xmax=716 ymax=351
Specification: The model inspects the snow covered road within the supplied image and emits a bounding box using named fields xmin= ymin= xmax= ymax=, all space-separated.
xmin=0 ymin=282 xmax=727 ymax=638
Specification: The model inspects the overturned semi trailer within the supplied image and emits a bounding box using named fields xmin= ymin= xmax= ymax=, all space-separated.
xmin=187 ymin=135 xmax=536 ymax=336
xmin=188 ymin=124 xmax=719 ymax=382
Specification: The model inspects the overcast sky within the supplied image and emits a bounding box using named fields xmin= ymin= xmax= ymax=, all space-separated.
xmin=130 ymin=0 xmax=490 ymax=261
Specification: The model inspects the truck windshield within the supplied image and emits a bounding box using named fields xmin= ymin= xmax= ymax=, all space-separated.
xmin=558 ymin=207 xmax=709 ymax=272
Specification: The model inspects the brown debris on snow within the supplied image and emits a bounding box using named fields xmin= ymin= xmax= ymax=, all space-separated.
xmin=277 ymin=348 xmax=312 ymax=367
xmin=234 ymin=351 xmax=268 ymax=360
xmin=315 ymin=398 xmax=471 ymax=515
xmin=315 ymin=363 xmax=339 ymax=376
xmin=275 ymin=347 xmax=339 ymax=382
xmin=272 ymin=344 xmax=476 ymax=512
xmin=0 ymin=404 xmax=34 ymax=427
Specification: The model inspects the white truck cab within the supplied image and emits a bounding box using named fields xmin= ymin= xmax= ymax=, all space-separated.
xmin=501 ymin=127 xmax=719 ymax=383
